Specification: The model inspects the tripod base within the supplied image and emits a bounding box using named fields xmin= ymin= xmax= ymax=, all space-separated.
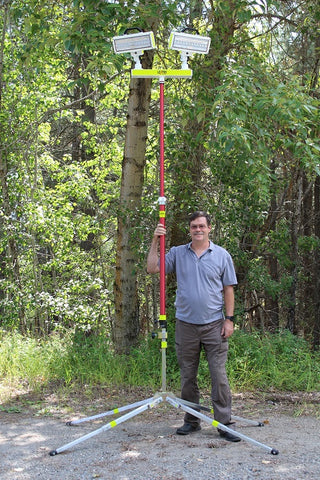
xmin=49 ymin=393 xmax=279 ymax=456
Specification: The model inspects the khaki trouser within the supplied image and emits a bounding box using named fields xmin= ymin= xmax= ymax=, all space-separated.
xmin=175 ymin=318 xmax=232 ymax=426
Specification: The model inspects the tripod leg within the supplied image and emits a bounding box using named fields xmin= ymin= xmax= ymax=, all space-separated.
xmin=166 ymin=396 xmax=279 ymax=455
xmin=176 ymin=398 xmax=265 ymax=427
xmin=49 ymin=396 xmax=163 ymax=456
xmin=230 ymin=414 xmax=264 ymax=427
xmin=66 ymin=396 xmax=157 ymax=426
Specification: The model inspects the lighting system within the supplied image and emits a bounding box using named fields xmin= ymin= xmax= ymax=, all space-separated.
xmin=49 ymin=26 xmax=279 ymax=460
xmin=168 ymin=30 xmax=211 ymax=69
xmin=112 ymin=29 xmax=156 ymax=69
xmin=112 ymin=28 xmax=210 ymax=75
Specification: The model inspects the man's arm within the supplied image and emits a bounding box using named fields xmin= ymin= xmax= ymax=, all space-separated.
xmin=146 ymin=224 xmax=166 ymax=274
xmin=221 ymin=284 xmax=235 ymax=338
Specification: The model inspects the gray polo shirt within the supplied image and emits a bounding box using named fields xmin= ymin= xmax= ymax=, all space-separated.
xmin=165 ymin=241 xmax=237 ymax=324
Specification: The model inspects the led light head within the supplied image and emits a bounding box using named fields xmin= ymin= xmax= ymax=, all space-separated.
xmin=112 ymin=29 xmax=156 ymax=69
xmin=168 ymin=31 xmax=211 ymax=54
xmin=168 ymin=30 xmax=211 ymax=69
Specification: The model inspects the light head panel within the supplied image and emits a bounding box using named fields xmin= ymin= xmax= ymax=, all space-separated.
xmin=168 ymin=31 xmax=211 ymax=55
xmin=112 ymin=31 xmax=156 ymax=55
xmin=112 ymin=30 xmax=156 ymax=69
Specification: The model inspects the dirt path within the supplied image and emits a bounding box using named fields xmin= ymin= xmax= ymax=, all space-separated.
xmin=0 ymin=389 xmax=319 ymax=479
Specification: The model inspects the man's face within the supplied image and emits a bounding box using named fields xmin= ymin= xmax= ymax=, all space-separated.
xmin=189 ymin=216 xmax=211 ymax=242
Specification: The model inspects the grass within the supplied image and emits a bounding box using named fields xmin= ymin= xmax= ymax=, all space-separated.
xmin=0 ymin=328 xmax=319 ymax=405
xmin=227 ymin=329 xmax=320 ymax=391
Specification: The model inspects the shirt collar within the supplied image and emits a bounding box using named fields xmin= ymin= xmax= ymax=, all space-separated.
xmin=187 ymin=241 xmax=214 ymax=251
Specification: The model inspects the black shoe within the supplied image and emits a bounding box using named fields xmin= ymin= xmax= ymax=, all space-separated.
xmin=218 ymin=429 xmax=241 ymax=442
xmin=176 ymin=423 xmax=201 ymax=435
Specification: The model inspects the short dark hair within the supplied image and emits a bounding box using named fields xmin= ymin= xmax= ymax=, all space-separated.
xmin=188 ymin=211 xmax=211 ymax=226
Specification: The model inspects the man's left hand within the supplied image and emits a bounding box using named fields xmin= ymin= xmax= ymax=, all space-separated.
xmin=221 ymin=319 xmax=234 ymax=338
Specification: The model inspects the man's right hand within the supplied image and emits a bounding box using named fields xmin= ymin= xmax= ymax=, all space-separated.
xmin=154 ymin=223 xmax=166 ymax=237
xmin=147 ymin=224 xmax=166 ymax=273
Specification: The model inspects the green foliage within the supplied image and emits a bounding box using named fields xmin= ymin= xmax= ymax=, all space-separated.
xmin=1 ymin=330 xmax=319 ymax=395
xmin=0 ymin=0 xmax=320 ymax=349
xmin=0 ymin=0 xmax=124 ymax=333
xmin=0 ymin=331 xmax=70 ymax=389
xmin=226 ymin=330 xmax=320 ymax=392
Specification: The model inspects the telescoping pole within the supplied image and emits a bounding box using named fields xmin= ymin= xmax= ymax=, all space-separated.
xmin=158 ymin=77 xmax=167 ymax=393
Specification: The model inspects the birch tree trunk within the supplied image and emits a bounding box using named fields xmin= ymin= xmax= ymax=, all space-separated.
xmin=112 ymin=49 xmax=155 ymax=353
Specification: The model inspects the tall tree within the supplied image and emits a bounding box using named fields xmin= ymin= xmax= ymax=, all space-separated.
xmin=113 ymin=1 xmax=163 ymax=353
xmin=0 ymin=0 xmax=26 ymax=331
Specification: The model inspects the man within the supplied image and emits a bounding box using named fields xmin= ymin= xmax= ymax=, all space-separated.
xmin=147 ymin=211 xmax=240 ymax=442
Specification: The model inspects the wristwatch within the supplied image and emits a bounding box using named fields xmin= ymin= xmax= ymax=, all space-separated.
xmin=225 ymin=316 xmax=234 ymax=322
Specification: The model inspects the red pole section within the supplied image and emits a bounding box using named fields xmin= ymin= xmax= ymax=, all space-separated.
xmin=159 ymin=79 xmax=166 ymax=323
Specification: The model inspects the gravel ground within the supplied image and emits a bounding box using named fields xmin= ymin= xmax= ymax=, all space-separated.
xmin=0 ymin=389 xmax=319 ymax=480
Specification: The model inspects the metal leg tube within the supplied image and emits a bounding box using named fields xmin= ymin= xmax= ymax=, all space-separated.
xmin=49 ymin=396 xmax=163 ymax=456
xmin=161 ymin=327 xmax=167 ymax=392
xmin=166 ymin=395 xmax=279 ymax=455
xmin=65 ymin=396 xmax=157 ymax=426
xmin=175 ymin=398 xmax=265 ymax=427
xmin=230 ymin=414 xmax=265 ymax=427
